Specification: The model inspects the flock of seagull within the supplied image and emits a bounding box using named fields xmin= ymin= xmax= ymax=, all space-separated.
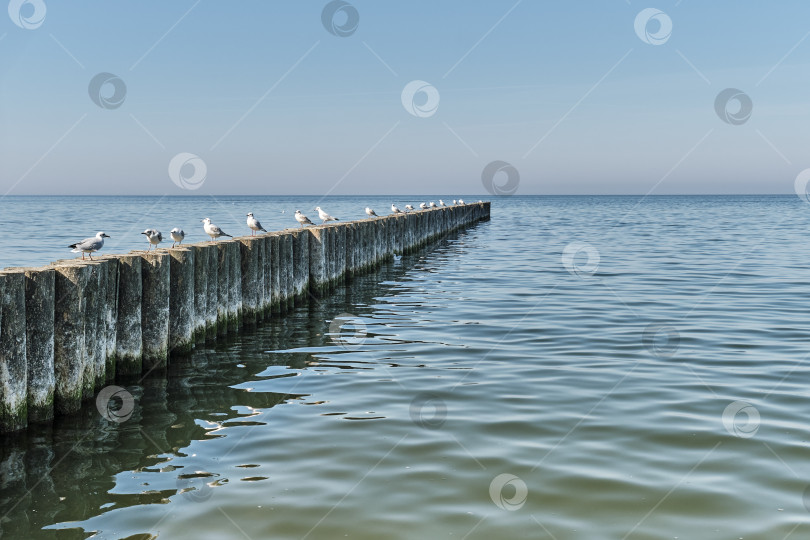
xmin=68 ymin=199 xmax=471 ymax=260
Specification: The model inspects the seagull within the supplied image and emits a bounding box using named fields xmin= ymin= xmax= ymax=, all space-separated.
xmin=391 ymin=204 xmax=403 ymax=214
xmin=365 ymin=207 xmax=378 ymax=218
xmin=315 ymin=206 xmax=338 ymax=223
xmin=458 ymin=199 xmax=464 ymax=205
xmin=141 ymin=229 xmax=163 ymax=250
xmin=452 ymin=200 xmax=457 ymax=205
xmin=170 ymin=228 xmax=185 ymax=247
xmin=69 ymin=231 xmax=109 ymax=260
xmin=429 ymin=201 xmax=437 ymax=208
xmin=405 ymin=205 xmax=414 ymax=212
xmin=419 ymin=202 xmax=427 ymax=209
xmin=295 ymin=210 xmax=314 ymax=228
xmin=246 ymin=212 xmax=267 ymax=236
xmin=201 ymin=217 xmax=232 ymax=243
xmin=439 ymin=200 xmax=446 ymax=207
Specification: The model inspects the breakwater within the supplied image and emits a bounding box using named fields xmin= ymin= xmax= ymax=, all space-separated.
xmin=0 ymin=202 xmax=490 ymax=432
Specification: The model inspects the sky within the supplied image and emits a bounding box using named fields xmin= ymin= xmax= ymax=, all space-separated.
xmin=1 ymin=1 xmax=810 ymax=196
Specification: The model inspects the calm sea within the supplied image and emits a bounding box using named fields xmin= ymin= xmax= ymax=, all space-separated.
xmin=1 ymin=195 xmax=809 ymax=539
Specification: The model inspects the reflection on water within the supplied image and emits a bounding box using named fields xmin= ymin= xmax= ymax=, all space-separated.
xmin=1 ymin=225 xmax=480 ymax=539
xmin=3 ymin=196 xmax=810 ymax=539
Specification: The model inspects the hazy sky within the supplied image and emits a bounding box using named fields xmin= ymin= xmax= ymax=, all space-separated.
xmin=1 ymin=1 xmax=809 ymax=196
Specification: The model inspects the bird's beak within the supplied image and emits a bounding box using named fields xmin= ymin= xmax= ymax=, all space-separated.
xmin=104 ymin=234 xmax=111 ymax=238
xmin=141 ymin=232 xmax=146 ymax=235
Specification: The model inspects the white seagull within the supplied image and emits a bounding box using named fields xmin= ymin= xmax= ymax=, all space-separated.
xmin=452 ymin=200 xmax=457 ymax=205
xmin=141 ymin=229 xmax=163 ymax=250
xmin=201 ymin=217 xmax=232 ymax=243
xmin=391 ymin=204 xmax=403 ymax=214
xmin=419 ymin=202 xmax=427 ymax=209
xmin=458 ymin=199 xmax=464 ymax=205
xmin=315 ymin=206 xmax=338 ymax=223
xmin=246 ymin=212 xmax=267 ymax=236
xmin=170 ymin=228 xmax=185 ymax=247
xmin=365 ymin=207 xmax=378 ymax=218
xmin=405 ymin=204 xmax=414 ymax=212
xmin=439 ymin=200 xmax=446 ymax=207
xmin=429 ymin=201 xmax=437 ymax=208
xmin=295 ymin=210 xmax=314 ymax=228
xmin=69 ymin=231 xmax=110 ymax=260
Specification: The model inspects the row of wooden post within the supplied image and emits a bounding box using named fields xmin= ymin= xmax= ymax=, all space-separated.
xmin=0 ymin=202 xmax=490 ymax=432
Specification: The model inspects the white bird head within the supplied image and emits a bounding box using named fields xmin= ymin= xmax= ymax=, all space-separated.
xmin=170 ymin=227 xmax=182 ymax=234
xmin=201 ymin=217 xmax=211 ymax=224
xmin=315 ymin=206 xmax=322 ymax=211
xmin=97 ymin=232 xmax=110 ymax=238
xmin=246 ymin=212 xmax=254 ymax=217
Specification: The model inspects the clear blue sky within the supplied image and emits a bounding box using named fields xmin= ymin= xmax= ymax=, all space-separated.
xmin=1 ymin=1 xmax=809 ymax=195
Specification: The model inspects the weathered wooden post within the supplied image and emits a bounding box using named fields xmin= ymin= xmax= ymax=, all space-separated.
xmin=227 ymin=240 xmax=242 ymax=332
xmin=216 ymin=243 xmax=230 ymax=335
xmin=238 ymin=237 xmax=260 ymax=326
xmin=307 ymin=227 xmax=327 ymax=297
xmin=83 ymin=259 xmax=107 ymax=396
xmin=333 ymin=224 xmax=346 ymax=284
xmin=290 ymin=229 xmax=310 ymax=302
xmin=258 ymin=235 xmax=272 ymax=317
xmin=115 ymin=254 xmax=142 ymax=376
xmin=279 ymin=231 xmax=295 ymax=313
xmin=101 ymin=257 xmax=119 ymax=382
xmin=269 ymin=234 xmax=281 ymax=312
xmin=192 ymin=244 xmax=209 ymax=344
xmin=140 ymin=251 xmax=170 ymax=372
xmin=345 ymin=222 xmax=357 ymax=277
xmin=203 ymin=244 xmax=218 ymax=340
xmin=0 ymin=270 xmax=27 ymax=431
xmin=254 ymin=235 xmax=267 ymax=320
xmin=168 ymin=247 xmax=195 ymax=355
xmin=20 ymin=267 xmax=55 ymax=423
xmin=52 ymin=261 xmax=89 ymax=414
